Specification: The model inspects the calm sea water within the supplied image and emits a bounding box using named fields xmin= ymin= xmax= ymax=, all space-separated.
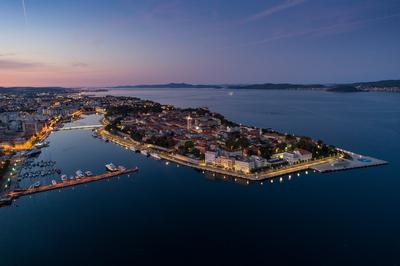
xmin=0 ymin=88 xmax=399 ymax=266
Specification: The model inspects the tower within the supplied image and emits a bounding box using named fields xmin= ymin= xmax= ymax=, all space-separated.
xmin=186 ymin=115 xmax=192 ymax=131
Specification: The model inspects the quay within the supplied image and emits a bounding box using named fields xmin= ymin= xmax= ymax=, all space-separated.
xmin=1 ymin=167 xmax=139 ymax=207
xmin=311 ymin=151 xmax=388 ymax=173
xmin=99 ymin=128 xmax=387 ymax=181
xmin=98 ymin=128 xmax=338 ymax=181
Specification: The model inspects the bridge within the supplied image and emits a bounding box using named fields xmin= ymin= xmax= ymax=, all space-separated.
xmin=59 ymin=124 xmax=103 ymax=131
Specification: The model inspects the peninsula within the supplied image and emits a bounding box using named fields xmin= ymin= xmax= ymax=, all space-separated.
xmin=0 ymin=89 xmax=387 ymax=202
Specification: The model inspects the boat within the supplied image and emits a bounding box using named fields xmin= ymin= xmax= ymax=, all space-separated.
xmin=130 ymin=147 xmax=137 ymax=152
xmin=75 ymin=170 xmax=84 ymax=178
xmin=118 ymin=165 xmax=126 ymax=171
xmin=28 ymin=181 xmax=41 ymax=189
xmin=150 ymin=153 xmax=161 ymax=160
xmin=26 ymin=149 xmax=41 ymax=157
xmin=105 ymin=163 xmax=118 ymax=172
xmin=69 ymin=176 xmax=75 ymax=180
xmin=0 ymin=196 xmax=13 ymax=206
xmin=51 ymin=180 xmax=57 ymax=185
xmin=140 ymin=150 xmax=149 ymax=156
xmin=35 ymin=141 xmax=49 ymax=148
xmin=85 ymin=171 xmax=93 ymax=176
xmin=61 ymin=174 xmax=67 ymax=181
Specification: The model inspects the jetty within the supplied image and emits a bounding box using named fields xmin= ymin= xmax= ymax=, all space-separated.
xmin=0 ymin=167 xmax=139 ymax=207
xmin=311 ymin=151 xmax=387 ymax=173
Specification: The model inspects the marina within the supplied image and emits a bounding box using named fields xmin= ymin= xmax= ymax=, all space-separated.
xmin=0 ymin=167 xmax=139 ymax=207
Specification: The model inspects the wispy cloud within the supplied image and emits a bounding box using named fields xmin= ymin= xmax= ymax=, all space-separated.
xmin=71 ymin=62 xmax=89 ymax=68
xmin=21 ymin=0 xmax=28 ymax=26
xmin=232 ymin=11 xmax=400 ymax=48
xmin=242 ymin=0 xmax=305 ymax=24
xmin=0 ymin=59 xmax=41 ymax=70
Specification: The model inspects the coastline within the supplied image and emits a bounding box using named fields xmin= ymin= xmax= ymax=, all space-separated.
xmin=98 ymin=126 xmax=386 ymax=181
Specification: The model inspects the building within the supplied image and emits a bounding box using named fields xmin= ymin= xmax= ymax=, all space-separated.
xmin=294 ymin=149 xmax=313 ymax=161
xmin=205 ymin=151 xmax=217 ymax=164
xmin=215 ymin=156 xmax=234 ymax=169
xmin=234 ymin=159 xmax=255 ymax=174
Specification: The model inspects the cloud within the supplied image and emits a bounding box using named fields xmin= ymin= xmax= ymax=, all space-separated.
xmin=71 ymin=62 xmax=89 ymax=68
xmin=0 ymin=59 xmax=41 ymax=70
xmin=242 ymin=0 xmax=305 ymax=23
xmin=232 ymin=11 xmax=400 ymax=48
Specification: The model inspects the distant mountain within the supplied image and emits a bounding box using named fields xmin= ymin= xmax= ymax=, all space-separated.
xmin=0 ymin=87 xmax=76 ymax=93
xmin=351 ymin=80 xmax=400 ymax=88
xmin=113 ymin=83 xmax=222 ymax=89
xmin=227 ymin=83 xmax=326 ymax=90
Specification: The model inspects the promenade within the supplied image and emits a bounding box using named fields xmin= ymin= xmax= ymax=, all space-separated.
xmin=99 ymin=128 xmax=338 ymax=181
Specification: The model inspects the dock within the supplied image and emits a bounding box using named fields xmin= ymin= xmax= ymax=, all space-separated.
xmin=311 ymin=151 xmax=387 ymax=173
xmin=1 ymin=167 xmax=139 ymax=207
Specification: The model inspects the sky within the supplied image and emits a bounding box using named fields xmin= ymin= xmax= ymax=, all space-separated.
xmin=0 ymin=0 xmax=399 ymax=87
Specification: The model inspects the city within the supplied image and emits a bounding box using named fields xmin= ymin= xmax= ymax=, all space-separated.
xmin=1 ymin=0 xmax=399 ymax=265
xmin=0 ymin=88 xmax=387 ymax=206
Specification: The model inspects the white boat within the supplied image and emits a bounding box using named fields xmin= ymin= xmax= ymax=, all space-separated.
xmin=35 ymin=141 xmax=49 ymax=148
xmin=105 ymin=163 xmax=118 ymax=172
xmin=118 ymin=165 xmax=126 ymax=171
xmin=150 ymin=153 xmax=161 ymax=160
xmin=85 ymin=171 xmax=93 ymax=176
xmin=75 ymin=170 xmax=84 ymax=178
xmin=140 ymin=150 xmax=149 ymax=156
xmin=61 ymin=174 xmax=67 ymax=181
xmin=51 ymin=180 xmax=57 ymax=185
xmin=29 ymin=181 xmax=41 ymax=189
xmin=130 ymin=147 xmax=137 ymax=152
xmin=69 ymin=176 xmax=75 ymax=180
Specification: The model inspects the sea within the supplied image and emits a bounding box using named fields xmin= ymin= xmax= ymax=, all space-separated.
xmin=0 ymin=88 xmax=399 ymax=266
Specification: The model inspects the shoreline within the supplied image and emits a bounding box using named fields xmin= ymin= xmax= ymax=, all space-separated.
xmin=99 ymin=127 xmax=374 ymax=181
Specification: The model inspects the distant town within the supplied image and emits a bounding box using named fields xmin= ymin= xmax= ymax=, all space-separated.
xmin=0 ymin=87 xmax=387 ymax=205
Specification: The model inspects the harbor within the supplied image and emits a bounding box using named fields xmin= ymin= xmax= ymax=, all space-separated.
xmin=0 ymin=167 xmax=139 ymax=207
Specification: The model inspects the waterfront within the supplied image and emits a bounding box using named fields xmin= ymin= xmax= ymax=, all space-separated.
xmin=1 ymin=89 xmax=399 ymax=265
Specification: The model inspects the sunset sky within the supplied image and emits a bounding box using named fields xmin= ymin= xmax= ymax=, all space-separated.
xmin=0 ymin=0 xmax=399 ymax=87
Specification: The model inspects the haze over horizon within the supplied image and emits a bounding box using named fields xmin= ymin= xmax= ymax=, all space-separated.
xmin=1 ymin=0 xmax=399 ymax=87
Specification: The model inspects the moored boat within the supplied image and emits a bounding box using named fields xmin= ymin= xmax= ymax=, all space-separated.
xmin=150 ymin=153 xmax=161 ymax=160
xmin=105 ymin=163 xmax=118 ymax=172
xmin=61 ymin=174 xmax=67 ymax=181
xmin=75 ymin=170 xmax=84 ymax=178
xmin=85 ymin=171 xmax=93 ymax=176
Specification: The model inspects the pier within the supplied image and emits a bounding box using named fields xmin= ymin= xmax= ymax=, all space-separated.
xmin=1 ymin=167 xmax=139 ymax=207
xmin=59 ymin=124 xmax=102 ymax=131
xmin=311 ymin=151 xmax=387 ymax=173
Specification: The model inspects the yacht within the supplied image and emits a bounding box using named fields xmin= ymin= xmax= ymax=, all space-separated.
xmin=51 ymin=180 xmax=57 ymax=185
xmin=118 ymin=165 xmax=126 ymax=171
xmin=85 ymin=171 xmax=93 ymax=177
xmin=150 ymin=153 xmax=161 ymax=160
xmin=130 ymin=147 xmax=137 ymax=152
xmin=35 ymin=141 xmax=49 ymax=148
xmin=75 ymin=170 xmax=84 ymax=178
xmin=105 ymin=163 xmax=118 ymax=172
xmin=26 ymin=149 xmax=41 ymax=157
xmin=29 ymin=181 xmax=41 ymax=189
xmin=140 ymin=150 xmax=149 ymax=156
xmin=61 ymin=174 xmax=68 ymax=181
